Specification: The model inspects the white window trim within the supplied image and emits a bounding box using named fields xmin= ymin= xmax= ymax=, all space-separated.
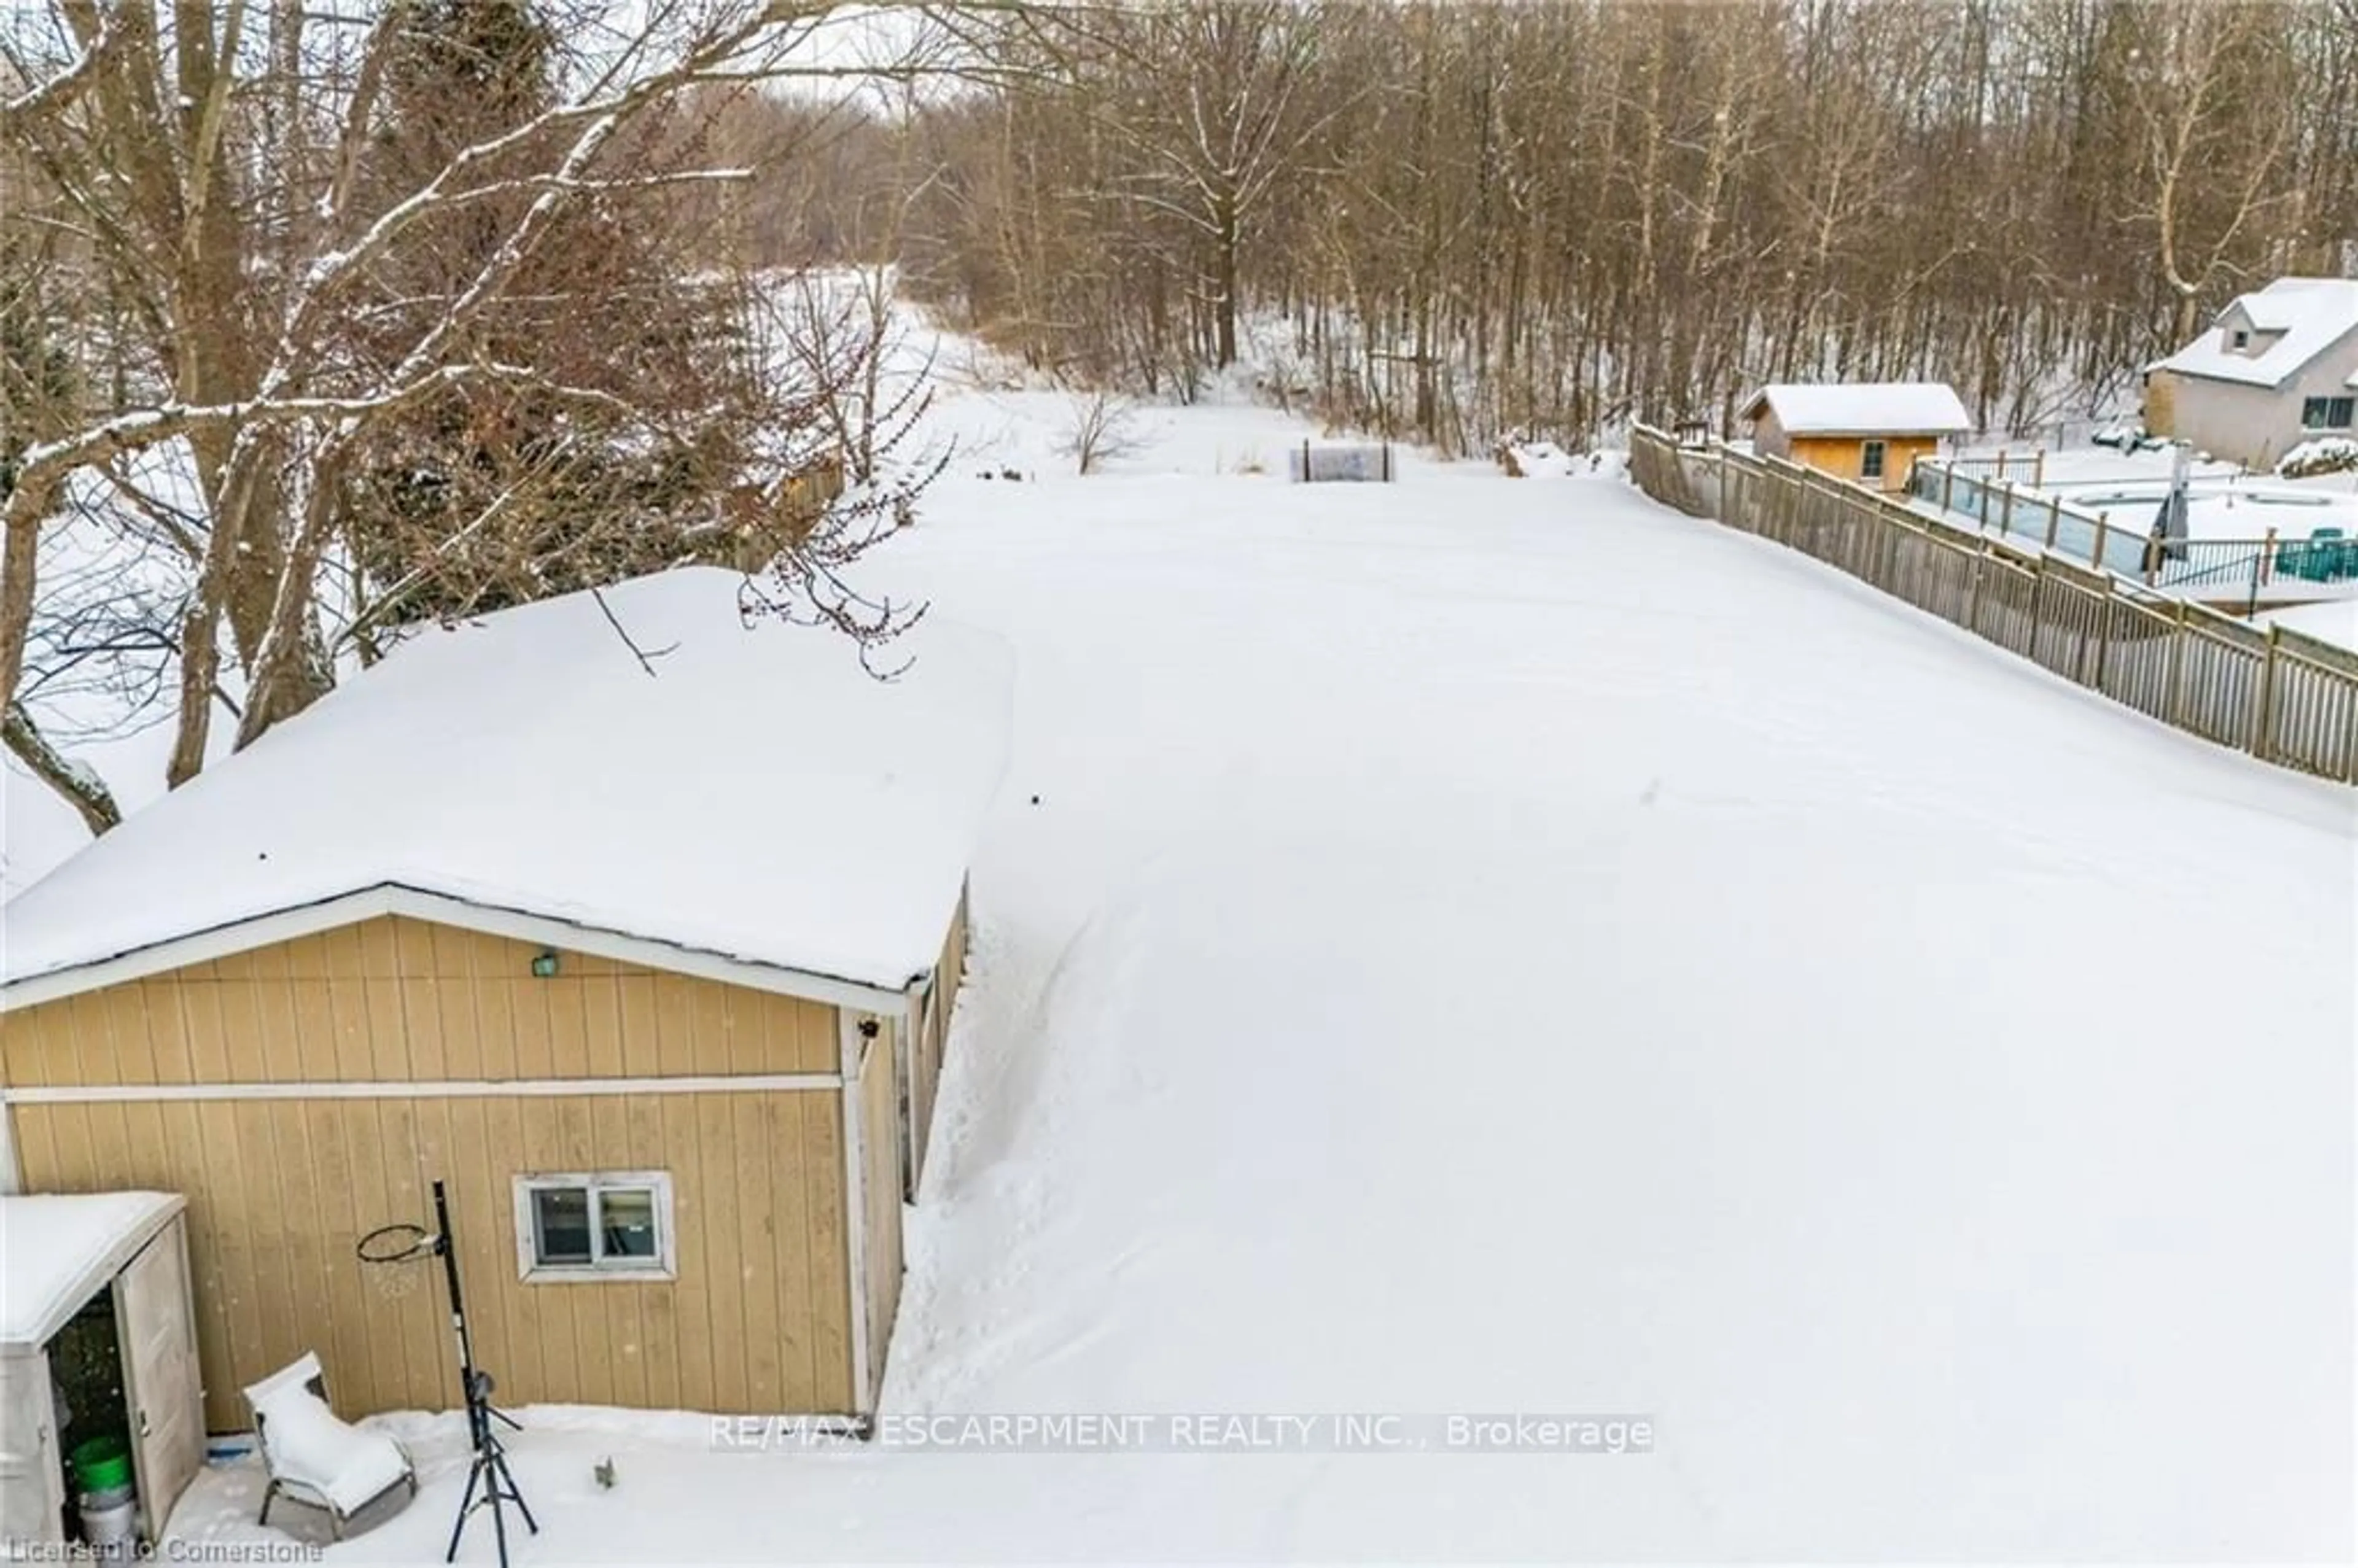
xmin=513 ymin=1171 xmax=677 ymax=1283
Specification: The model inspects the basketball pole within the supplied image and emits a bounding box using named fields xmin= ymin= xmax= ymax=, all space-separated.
xmin=429 ymin=1180 xmax=538 ymax=1567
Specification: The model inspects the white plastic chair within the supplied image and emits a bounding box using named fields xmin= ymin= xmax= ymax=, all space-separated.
xmin=243 ymin=1353 xmax=417 ymax=1539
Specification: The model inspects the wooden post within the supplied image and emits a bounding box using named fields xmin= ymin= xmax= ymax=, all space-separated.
xmin=2261 ymin=526 xmax=2278 ymax=586
xmin=1941 ymin=462 xmax=1955 ymax=513
xmin=2001 ymin=480 xmax=2015 ymax=536
xmin=2093 ymin=511 xmax=2110 ymax=575
xmin=2251 ymin=624 xmax=2281 ymax=762
xmin=2043 ymin=499 xmax=2061 ymax=551
xmin=2091 ymin=576 xmax=2114 ymax=691
xmin=2028 ymin=548 xmax=2049 ymax=661
xmin=2033 ymin=449 xmax=2045 ymax=489
xmin=1301 ymin=438 xmax=1312 ymax=483
xmin=2344 ymin=664 xmax=2358 ymax=785
xmin=2165 ymin=598 xmax=2189 ymax=726
xmin=1997 ymin=449 xmax=2009 ymax=481
xmin=1718 ymin=446 xmax=1730 ymax=521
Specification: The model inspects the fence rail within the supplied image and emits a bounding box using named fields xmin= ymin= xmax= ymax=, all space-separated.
xmin=1626 ymin=425 xmax=2358 ymax=785
xmin=1907 ymin=459 xmax=2311 ymax=597
xmin=1934 ymin=449 xmax=2052 ymax=485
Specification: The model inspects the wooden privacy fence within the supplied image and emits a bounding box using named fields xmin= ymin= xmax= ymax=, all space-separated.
xmin=1626 ymin=425 xmax=2358 ymax=785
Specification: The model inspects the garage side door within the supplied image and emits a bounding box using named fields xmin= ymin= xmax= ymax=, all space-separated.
xmin=115 ymin=1219 xmax=203 ymax=1540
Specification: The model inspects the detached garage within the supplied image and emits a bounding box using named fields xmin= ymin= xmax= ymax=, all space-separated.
xmin=1740 ymin=382 xmax=1972 ymax=493
xmin=0 ymin=1192 xmax=204 ymax=1553
xmin=0 ymin=569 xmax=1010 ymax=1434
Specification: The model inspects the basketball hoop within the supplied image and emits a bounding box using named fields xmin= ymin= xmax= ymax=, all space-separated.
xmin=355 ymin=1186 xmax=538 ymax=1566
xmin=357 ymin=1222 xmax=434 ymax=1301
xmin=357 ymin=1222 xmax=435 ymax=1265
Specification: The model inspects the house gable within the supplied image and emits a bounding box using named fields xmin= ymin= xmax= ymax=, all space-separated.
xmin=2210 ymin=303 xmax=2285 ymax=362
xmin=0 ymin=883 xmax=917 ymax=1018
xmin=0 ymin=913 xmax=843 ymax=1092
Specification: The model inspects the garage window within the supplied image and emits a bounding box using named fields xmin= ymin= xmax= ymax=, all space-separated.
xmin=1859 ymin=440 xmax=1888 ymax=481
xmin=513 ymin=1173 xmax=674 ymax=1281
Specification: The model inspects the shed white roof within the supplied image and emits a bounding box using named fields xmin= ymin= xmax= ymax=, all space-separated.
xmin=0 ymin=569 xmax=1012 ymax=1002
xmin=1741 ymin=383 xmax=1973 ymax=436
xmin=0 ymin=1192 xmax=182 ymax=1346
xmin=2148 ymin=277 xmax=2358 ymax=389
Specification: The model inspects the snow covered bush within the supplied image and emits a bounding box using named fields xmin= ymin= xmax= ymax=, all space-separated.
xmin=2091 ymin=423 xmax=2168 ymax=453
xmin=2279 ymin=437 xmax=2358 ymax=479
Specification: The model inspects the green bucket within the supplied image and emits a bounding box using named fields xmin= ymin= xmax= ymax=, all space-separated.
xmin=69 ymin=1434 xmax=132 ymax=1494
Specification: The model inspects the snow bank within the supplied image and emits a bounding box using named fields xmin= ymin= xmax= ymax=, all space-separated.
xmin=0 ymin=1192 xmax=178 ymax=1344
xmin=2 ymin=569 xmax=1013 ymax=996
xmin=2264 ymin=597 xmax=2358 ymax=656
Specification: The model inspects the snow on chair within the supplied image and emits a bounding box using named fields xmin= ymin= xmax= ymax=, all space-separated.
xmin=243 ymin=1353 xmax=418 ymax=1540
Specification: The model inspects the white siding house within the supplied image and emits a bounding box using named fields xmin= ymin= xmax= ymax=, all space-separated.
xmin=2144 ymin=278 xmax=2358 ymax=470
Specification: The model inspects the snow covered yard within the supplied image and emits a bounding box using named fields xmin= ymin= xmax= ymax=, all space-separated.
xmin=2265 ymin=597 xmax=2358 ymax=658
xmin=141 ymin=412 xmax=2357 ymax=1562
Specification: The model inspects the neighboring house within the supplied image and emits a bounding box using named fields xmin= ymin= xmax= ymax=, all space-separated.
xmin=0 ymin=568 xmax=1010 ymax=1434
xmin=1738 ymin=383 xmax=1973 ymax=493
xmin=2144 ymin=277 xmax=2358 ymax=470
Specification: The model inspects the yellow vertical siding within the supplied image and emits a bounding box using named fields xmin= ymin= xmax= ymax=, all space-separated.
xmin=1885 ymin=437 xmax=1940 ymax=492
xmin=0 ymin=914 xmax=862 ymax=1430
xmin=1788 ymin=436 xmax=1866 ymax=483
xmin=0 ymin=915 xmax=840 ymax=1086
xmin=9 ymin=1090 xmax=853 ymax=1430
xmin=1787 ymin=434 xmax=1938 ymax=494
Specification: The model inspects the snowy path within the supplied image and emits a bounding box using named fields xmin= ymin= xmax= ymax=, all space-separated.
xmin=168 ymin=455 xmax=2352 ymax=1561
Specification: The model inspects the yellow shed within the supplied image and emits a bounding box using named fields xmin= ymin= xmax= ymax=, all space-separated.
xmin=0 ymin=569 xmax=1010 ymax=1435
xmin=1740 ymin=382 xmax=1973 ymax=494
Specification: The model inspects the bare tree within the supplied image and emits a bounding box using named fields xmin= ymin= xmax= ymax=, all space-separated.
xmin=900 ymin=0 xmax=2355 ymax=452
xmin=2126 ymin=1 xmax=2303 ymax=341
xmin=1 ymin=0 xmax=952 ymax=840
xmin=1058 ymin=387 xmax=1147 ymax=475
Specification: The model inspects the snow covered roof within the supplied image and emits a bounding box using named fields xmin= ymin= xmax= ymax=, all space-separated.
xmin=1 ymin=1192 xmax=182 ymax=1346
xmin=0 ymin=570 xmax=1012 ymax=1005
xmin=2148 ymin=277 xmax=2358 ymax=389
xmin=1740 ymin=382 xmax=1973 ymax=436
